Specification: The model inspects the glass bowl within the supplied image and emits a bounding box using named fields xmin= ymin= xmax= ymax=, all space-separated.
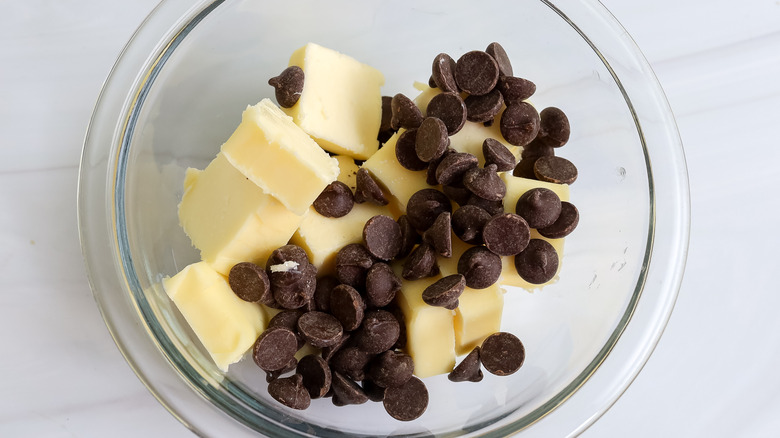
xmin=77 ymin=0 xmax=689 ymax=436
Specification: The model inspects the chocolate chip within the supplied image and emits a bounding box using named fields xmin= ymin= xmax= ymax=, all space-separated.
xmin=422 ymin=274 xmax=466 ymax=309
xmin=435 ymin=152 xmax=478 ymax=186
xmin=538 ymin=201 xmax=579 ymax=238
xmin=297 ymin=355 xmax=331 ymax=399
xmin=442 ymin=182 xmax=472 ymax=206
xmin=431 ymin=53 xmax=459 ymax=93
xmin=313 ymin=275 xmax=339 ymax=312
xmin=485 ymin=42 xmax=513 ymax=77
xmin=365 ymin=262 xmax=401 ymax=308
xmin=425 ymin=147 xmax=454 ymax=185
xmin=265 ymin=357 xmax=298 ymax=383
xmin=465 ymin=89 xmax=504 ymax=123
xmin=514 ymin=239 xmax=559 ymax=284
xmin=368 ymin=351 xmax=414 ymax=388
xmin=406 ymin=188 xmax=452 ymax=232
xmin=422 ymin=211 xmax=452 ymax=257
xmin=452 ymin=205 xmax=491 ymax=244
xmin=331 ymin=347 xmax=371 ymax=382
xmin=383 ymin=376 xmax=428 ymax=421
xmin=253 ymin=327 xmax=298 ymax=372
xmin=354 ymin=168 xmax=389 ymax=206
xmin=297 ymin=311 xmax=343 ymax=348
xmin=362 ymin=379 xmax=386 ymax=402
xmin=329 ymin=284 xmax=366 ymax=331
xmin=482 ymin=138 xmax=517 ymax=172
xmin=480 ymin=332 xmax=525 ymax=376
xmin=268 ymin=373 xmax=311 ymax=410
xmin=331 ymin=372 xmax=369 ymax=406
xmin=536 ymin=107 xmax=571 ymax=147
xmin=268 ymin=66 xmax=304 ymax=108
xmin=500 ymin=102 xmax=540 ymax=146
xmin=395 ymin=129 xmax=428 ymax=171
xmin=397 ymin=215 xmax=420 ymax=258
xmin=378 ymin=96 xmax=396 ymax=144
xmin=463 ymin=163 xmax=506 ymax=201
xmin=322 ymin=332 xmax=350 ymax=362
xmin=466 ymin=194 xmax=504 ymax=216
xmin=363 ymin=215 xmax=402 ymax=261
xmin=455 ymin=51 xmax=499 ymax=96
xmin=391 ymin=93 xmax=423 ymax=130
xmin=515 ymin=187 xmax=562 ymax=229
xmin=267 ymin=244 xmax=309 ymax=267
xmin=497 ymin=76 xmax=536 ymax=104
xmin=387 ymin=304 xmax=407 ymax=350
xmin=402 ymin=243 xmax=440 ymax=280
xmin=228 ymin=262 xmax=270 ymax=303
xmin=512 ymin=158 xmax=539 ymax=179
xmin=270 ymin=262 xmax=317 ymax=310
xmin=268 ymin=309 xmax=304 ymax=349
xmin=534 ymin=155 xmax=578 ymax=185
xmin=448 ymin=346 xmax=483 ymax=382
xmin=428 ymin=75 xmax=437 ymax=89
xmin=415 ymin=117 xmax=449 ymax=162
xmin=335 ymin=243 xmax=375 ymax=288
xmin=483 ymin=213 xmax=531 ymax=257
xmin=521 ymin=138 xmax=555 ymax=159
xmin=354 ymin=310 xmax=400 ymax=354
xmin=426 ymin=92 xmax=467 ymax=135
xmin=313 ymin=181 xmax=354 ymax=218
xmin=457 ymin=246 xmax=502 ymax=289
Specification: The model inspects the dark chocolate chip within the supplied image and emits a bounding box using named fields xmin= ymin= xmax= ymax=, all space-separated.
xmin=485 ymin=42 xmax=513 ymax=77
xmin=322 ymin=332 xmax=350 ymax=362
xmin=331 ymin=346 xmax=371 ymax=382
xmin=268 ymin=309 xmax=304 ymax=349
xmin=442 ymin=182 xmax=472 ymax=206
xmin=422 ymin=274 xmax=466 ymax=309
xmin=395 ymin=129 xmax=428 ymax=171
xmin=335 ymin=243 xmax=375 ymax=288
xmin=314 ymin=275 xmax=339 ymax=312
xmin=500 ymin=102 xmax=540 ymax=146
xmin=415 ymin=117 xmax=449 ymax=162
xmin=331 ymin=372 xmax=369 ymax=406
xmin=391 ymin=93 xmax=423 ymax=130
xmin=313 ymin=181 xmax=354 ymax=218
xmin=534 ymin=155 xmax=578 ymax=185
xmin=362 ymin=379 xmax=386 ymax=402
xmin=363 ymin=215 xmax=402 ymax=261
xmin=431 ymin=53 xmax=459 ymax=93
xmin=455 ymin=50 xmax=499 ymax=96
xmin=536 ymin=107 xmax=571 ymax=148
xmin=428 ymin=75 xmax=437 ymax=89
xmin=354 ymin=168 xmax=389 ymax=206
xmin=368 ymin=351 xmax=414 ymax=388
xmin=253 ymin=327 xmax=299 ymax=372
xmin=448 ymin=346 xmax=483 ymax=382
xmin=265 ymin=357 xmax=298 ymax=383
xmin=463 ymin=163 xmax=506 ymax=201
xmin=267 ymin=244 xmax=310 ymax=267
xmin=497 ymin=76 xmax=536 ymax=104
xmin=354 ymin=310 xmax=400 ymax=354
xmin=297 ymin=354 xmax=331 ymax=399
xmin=270 ymin=262 xmax=317 ymax=310
xmin=406 ymin=188 xmax=452 ymax=232
xmin=383 ymin=376 xmax=428 ymax=421
xmin=422 ymin=211 xmax=452 ymax=257
xmin=466 ymin=194 xmax=504 ymax=216
xmin=397 ymin=215 xmax=421 ymax=258
xmin=228 ymin=262 xmax=270 ymax=303
xmin=457 ymin=246 xmax=502 ymax=289
xmin=365 ymin=262 xmax=402 ymax=308
xmin=512 ymin=158 xmax=539 ymax=179
xmin=452 ymin=205 xmax=492 ymax=244
xmin=483 ymin=213 xmax=531 ymax=257
xmin=387 ymin=304 xmax=407 ymax=350
xmin=538 ymin=201 xmax=579 ymax=238
xmin=515 ymin=187 xmax=562 ymax=229
xmin=425 ymin=147 xmax=453 ymax=186
xmin=465 ymin=89 xmax=504 ymax=123
xmin=435 ymin=152 xmax=479 ymax=186
xmin=483 ymin=138 xmax=517 ymax=172
xmin=480 ymin=332 xmax=525 ymax=376
xmin=402 ymin=243 xmax=440 ymax=280
xmin=297 ymin=311 xmax=343 ymax=348
xmin=268 ymin=373 xmax=311 ymax=410
xmin=521 ymin=138 xmax=555 ymax=159
xmin=426 ymin=92 xmax=467 ymax=135
xmin=329 ymin=284 xmax=366 ymax=331
xmin=268 ymin=66 xmax=304 ymax=108
xmin=514 ymin=239 xmax=559 ymax=284
xmin=378 ymin=96 xmax=396 ymax=144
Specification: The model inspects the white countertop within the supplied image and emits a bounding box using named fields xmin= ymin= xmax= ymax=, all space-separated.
xmin=1 ymin=1 xmax=778 ymax=436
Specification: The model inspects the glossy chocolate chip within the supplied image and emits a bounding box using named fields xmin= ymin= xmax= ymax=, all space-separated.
xmin=415 ymin=117 xmax=449 ymax=162
xmin=368 ymin=351 xmax=414 ymax=388
xmin=483 ymin=213 xmax=531 ymax=256
xmin=465 ymin=89 xmax=504 ymax=123
xmin=270 ymin=262 xmax=317 ymax=310
xmin=391 ymin=93 xmax=423 ymax=130
xmin=335 ymin=243 xmax=375 ymax=288
xmin=497 ymin=76 xmax=536 ymax=104
xmin=297 ymin=354 xmax=331 ymax=399
xmin=452 ymin=205 xmax=492 ymax=244
xmin=297 ymin=311 xmax=343 ymax=348
xmin=253 ymin=327 xmax=299 ymax=372
xmin=378 ymin=95 xmax=396 ymax=143
xmin=331 ymin=371 xmax=369 ymax=406
xmin=431 ymin=53 xmax=459 ymax=93
xmin=481 ymin=332 xmax=525 ymax=376
xmin=406 ymin=188 xmax=452 ymax=232
xmin=268 ymin=373 xmax=311 ymax=410
xmin=268 ymin=309 xmax=304 ymax=349
xmin=422 ymin=274 xmax=466 ymax=309
xmin=354 ymin=310 xmax=400 ymax=354
xmin=435 ymin=152 xmax=479 ymax=186
xmin=329 ymin=284 xmax=366 ymax=331
xmin=514 ymin=239 xmax=559 ymax=284
xmin=365 ymin=262 xmax=402 ymax=308
xmin=538 ymin=201 xmax=579 ymax=238
xmin=515 ymin=187 xmax=562 ymax=229
xmin=426 ymin=92 xmax=467 ymax=135
xmin=363 ymin=215 xmax=402 ymax=261
xmin=534 ymin=155 xmax=578 ymax=185
xmin=422 ymin=211 xmax=452 ymax=257
xmin=331 ymin=346 xmax=371 ymax=382
xmin=313 ymin=181 xmax=354 ymax=218
xmin=482 ymin=138 xmax=516 ymax=172
xmin=448 ymin=346 xmax=483 ymax=382
xmin=397 ymin=215 xmax=421 ymax=258
xmin=457 ymin=246 xmax=502 ymax=289
xmin=455 ymin=50 xmax=499 ymax=96
xmin=268 ymin=66 xmax=304 ymax=108
xmin=500 ymin=102 xmax=540 ymax=147
xmin=463 ymin=163 xmax=506 ymax=201
xmin=402 ymin=243 xmax=440 ymax=280
xmin=228 ymin=262 xmax=270 ymax=303
xmin=383 ymin=376 xmax=429 ymax=421
xmin=466 ymin=194 xmax=504 ymax=216
xmin=313 ymin=275 xmax=339 ymax=312
xmin=395 ymin=129 xmax=428 ymax=171
xmin=536 ymin=107 xmax=571 ymax=147
xmin=354 ymin=168 xmax=389 ymax=206
xmin=485 ymin=42 xmax=513 ymax=77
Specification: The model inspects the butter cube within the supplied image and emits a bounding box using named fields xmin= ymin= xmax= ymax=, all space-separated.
xmin=178 ymin=153 xmax=303 ymax=275
xmin=454 ymin=284 xmax=504 ymax=355
xmin=221 ymin=98 xmax=339 ymax=215
xmin=334 ymin=155 xmax=360 ymax=191
xmin=163 ymin=261 xmax=267 ymax=371
xmin=284 ymin=43 xmax=385 ymax=160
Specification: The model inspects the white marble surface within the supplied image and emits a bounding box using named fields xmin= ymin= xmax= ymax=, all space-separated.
xmin=1 ymin=1 xmax=778 ymax=437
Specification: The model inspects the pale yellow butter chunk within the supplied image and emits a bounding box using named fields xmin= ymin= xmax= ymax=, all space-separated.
xmin=284 ymin=43 xmax=385 ymax=160
xmin=333 ymin=155 xmax=360 ymax=191
xmin=163 ymin=261 xmax=267 ymax=371
xmin=220 ymin=98 xmax=339 ymax=215
xmin=178 ymin=153 xmax=303 ymax=275
xmin=454 ymin=284 xmax=504 ymax=355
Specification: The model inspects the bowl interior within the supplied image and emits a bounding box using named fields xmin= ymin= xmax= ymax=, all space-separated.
xmin=119 ymin=0 xmax=652 ymax=435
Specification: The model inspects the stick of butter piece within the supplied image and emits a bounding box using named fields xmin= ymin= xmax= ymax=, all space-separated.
xmin=284 ymin=43 xmax=385 ymax=160
xmin=163 ymin=261 xmax=267 ymax=371
xmin=178 ymin=153 xmax=303 ymax=275
xmin=362 ymin=131 xmax=428 ymax=215
xmin=454 ymin=284 xmax=504 ymax=356
xmin=220 ymin=98 xmax=339 ymax=215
